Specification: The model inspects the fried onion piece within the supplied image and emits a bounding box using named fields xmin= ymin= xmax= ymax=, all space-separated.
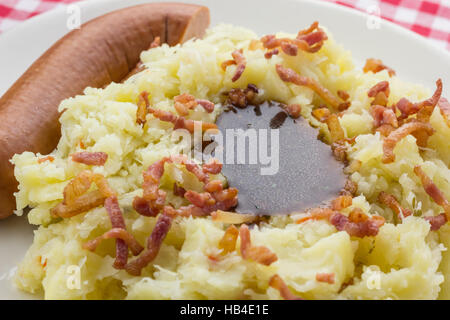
xmin=396 ymin=79 xmax=443 ymax=120
xmin=382 ymin=121 xmax=434 ymax=163
xmin=83 ymin=228 xmax=144 ymax=256
xmin=316 ymin=273 xmax=335 ymax=284
xmin=414 ymin=166 xmax=450 ymax=219
xmin=125 ymin=213 xmax=173 ymax=276
xmin=378 ymin=191 xmax=412 ymax=220
xmin=276 ymin=64 xmax=341 ymax=109
xmin=63 ymin=170 xmax=93 ymax=205
xmin=312 ymin=107 xmax=331 ymax=122
xmin=71 ymin=152 xmax=108 ymax=166
xmin=269 ymin=274 xmax=304 ymax=300
xmin=136 ymin=91 xmax=150 ymax=125
xmin=51 ymin=190 xmax=106 ymax=218
xmin=92 ymin=173 xmax=117 ymax=198
xmin=211 ymin=210 xmax=258 ymax=224
xmin=218 ymin=225 xmax=239 ymax=255
xmin=239 ymin=224 xmax=277 ymax=266
xmin=363 ymin=58 xmax=396 ymax=77
xmin=331 ymin=195 xmax=352 ymax=211
xmin=326 ymin=114 xmax=345 ymax=143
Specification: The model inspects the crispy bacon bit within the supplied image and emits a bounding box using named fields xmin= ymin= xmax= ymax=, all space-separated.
xmin=264 ymin=48 xmax=279 ymax=59
xmin=136 ymin=91 xmax=149 ymax=125
xmin=227 ymin=84 xmax=259 ymax=108
xmin=104 ymin=196 xmax=129 ymax=269
xmin=196 ymin=99 xmax=215 ymax=113
xmin=218 ymin=225 xmax=239 ymax=255
xmin=368 ymin=81 xmax=390 ymax=107
xmin=424 ymin=213 xmax=448 ymax=231
xmin=173 ymin=184 xmax=186 ymax=197
xmin=276 ymin=64 xmax=341 ymax=109
xmin=38 ymin=156 xmax=54 ymax=164
xmin=211 ymin=210 xmax=258 ymax=224
xmin=316 ymin=273 xmax=335 ymax=284
xmin=202 ymin=158 xmax=223 ymax=174
xmin=283 ymin=104 xmax=302 ymax=119
xmin=133 ymin=158 xmax=167 ymax=217
xmin=312 ymin=107 xmax=331 ymax=122
xmin=376 ymin=124 xmax=396 ymax=137
xmin=150 ymin=36 xmax=161 ymax=49
xmin=174 ymin=93 xmax=197 ymax=116
xmin=125 ymin=213 xmax=173 ymax=276
xmin=205 ymin=180 xmax=223 ymax=193
xmin=382 ymin=122 xmax=434 ymax=163
xmin=51 ymin=190 xmax=106 ymax=218
xmin=378 ymin=191 xmax=412 ymax=220
xmin=83 ymin=228 xmax=144 ymax=256
xmin=370 ymin=105 xmax=398 ymax=129
xmin=269 ymin=274 xmax=304 ymax=300
xmin=337 ymin=90 xmax=350 ymax=101
xmin=71 ymin=152 xmax=108 ymax=166
xmin=261 ymin=22 xmax=327 ymax=57
xmin=148 ymin=107 xmax=217 ymax=133
xmin=331 ymin=195 xmax=352 ymax=211
xmin=280 ymin=41 xmax=298 ymax=56
xmin=326 ymin=114 xmax=345 ymax=143
xmin=239 ymin=224 xmax=277 ymax=266
xmin=363 ymin=58 xmax=396 ymax=77
xmin=414 ymin=166 xmax=450 ymax=219
xmin=438 ymin=97 xmax=450 ymax=126
xmin=338 ymin=101 xmax=351 ymax=112
xmin=134 ymin=156 xmax=237 ymax=218
xmin=296 ymin=21 xmax=328 ymax=53
xmin=132 ymin=196 xmax=159 ymax=217
xmin=222 ymin=49 xmax=246 ymax=82
xmin=330 ymin=212 xmax=383 ymax=238
xmin=396 ymin=79 xmax=443 ymax=120
xmin=296 ymin=207 xmax=334 ymax=224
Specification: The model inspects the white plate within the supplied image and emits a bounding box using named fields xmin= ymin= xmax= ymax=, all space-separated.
xmin=0 ymin=0 xmax=449 ymax=300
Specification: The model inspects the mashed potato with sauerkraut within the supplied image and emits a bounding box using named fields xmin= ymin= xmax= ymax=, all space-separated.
xmin=11 ymin=24 xmax=450 ymax=300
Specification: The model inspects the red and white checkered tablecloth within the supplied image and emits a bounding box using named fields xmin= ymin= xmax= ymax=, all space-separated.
xmin=0 ymin=0 xmax=449 ymax=50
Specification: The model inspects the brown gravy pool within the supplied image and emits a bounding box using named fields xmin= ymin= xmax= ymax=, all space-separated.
xmin=211 ymin=101 xmax=346 ymax=215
